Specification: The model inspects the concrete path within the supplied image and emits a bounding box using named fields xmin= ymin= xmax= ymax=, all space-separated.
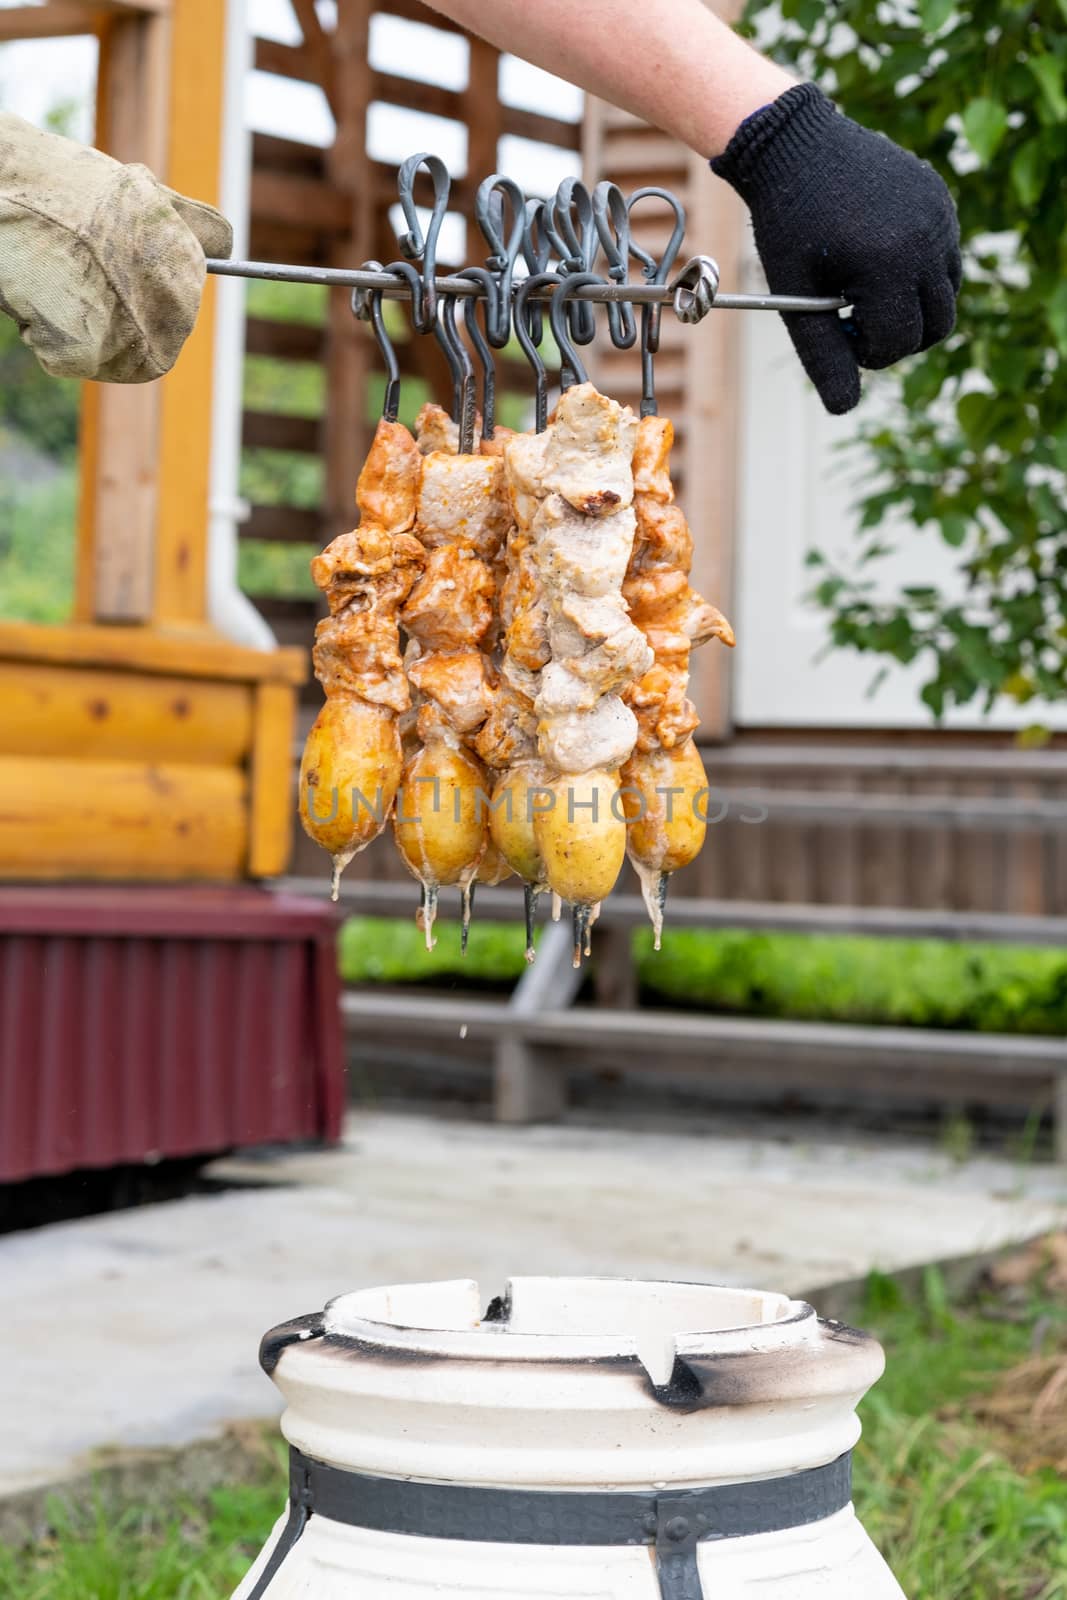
xmin=3 ymin=1109 xmax=1066 ymax=1498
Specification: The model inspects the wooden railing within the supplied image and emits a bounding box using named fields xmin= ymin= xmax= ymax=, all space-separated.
xmin=281 ymin=875 xmax=1067 ymax=1159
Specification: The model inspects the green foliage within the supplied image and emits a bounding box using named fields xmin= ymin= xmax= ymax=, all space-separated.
xmin=0 ymin=460 xmax=76 ymax=623
xmin=336 ymin=916 xmax=1067 ymax=1036
xmin=339 ymin=914 xmax=533 ymax=984
xmin=236 ymin=540 xmax=320 ymax=601
xmin=0 ymin=318 xmax=79 ymax=459
xmin=246 ymin=279 xmax=326 ymax=327
xmin=637 ymin=926 xmax=1067 ymax=1035
xmin=741 ymin=0 xmax=1067 ymax=717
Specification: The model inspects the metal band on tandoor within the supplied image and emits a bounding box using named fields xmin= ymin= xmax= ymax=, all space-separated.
xmin=244 ymin=1446 xmax=853 ymax=1600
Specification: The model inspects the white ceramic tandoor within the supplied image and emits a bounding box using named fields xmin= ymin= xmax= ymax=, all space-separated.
xmin=233 ymin=1276 xmax=906 ymax=1600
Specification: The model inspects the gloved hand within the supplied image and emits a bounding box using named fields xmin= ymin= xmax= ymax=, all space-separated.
xmin=711 ymin=82 xmax=961 ymax=415
xmin=0 ymin=111 xmax=232 ymax=384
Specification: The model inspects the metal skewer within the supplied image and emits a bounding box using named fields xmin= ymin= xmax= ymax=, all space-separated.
xmin=205 ymin=256 xmax=845 ymax=316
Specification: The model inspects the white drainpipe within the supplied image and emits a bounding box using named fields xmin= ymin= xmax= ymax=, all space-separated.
xmin=207 ymin=0 xmax=277 ymax=650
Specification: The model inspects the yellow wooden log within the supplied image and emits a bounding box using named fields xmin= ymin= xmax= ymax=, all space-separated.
xmin=153 ymin=0 xmax=227 ymax=627
xmin=0 ymin=663 xmax=252 ymax=767
xmin=0 ymin=756 xmax=246 ymax=880
xmin=0 ymin=620 xmax=306 ymax=686
xmin=248 ymin=680 xmax=297 ymax=877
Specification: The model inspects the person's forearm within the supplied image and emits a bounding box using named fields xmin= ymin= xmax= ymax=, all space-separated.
xmin=425 ymin=0 xmax=793 ymax=158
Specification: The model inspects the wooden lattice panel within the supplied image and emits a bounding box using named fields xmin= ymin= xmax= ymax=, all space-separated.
xmin=243 ymin=0 xmax=584 ymax=638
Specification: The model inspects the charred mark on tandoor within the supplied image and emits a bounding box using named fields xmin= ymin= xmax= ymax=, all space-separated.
xmin=643 ymin=1352 xmax=791 ymax=1412
xmin=259 ymin=1312 xmax=326 ymax=1374
xmin=641 ymin=1320 xmax=884 ymax=1413
xmin=260 ymin=1308 xmax=881 ymax=1403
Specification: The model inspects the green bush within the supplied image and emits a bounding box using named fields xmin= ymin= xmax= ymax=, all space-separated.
xmin=638 ymin=927 xmax=1067 ymax=1034
xmin=337 ymin=915 xmax=1067 ymax=1036
xmin=0 ymin=460 xmax=76 ymax=623
xmin=739 ymin=0 xmax=1067 ymax=720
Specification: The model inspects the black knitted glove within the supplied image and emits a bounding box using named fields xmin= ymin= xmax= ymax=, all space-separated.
xmin=711 ymin=83 xmax=961 ymax=414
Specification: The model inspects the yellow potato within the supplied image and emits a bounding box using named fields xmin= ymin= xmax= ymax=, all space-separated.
xmin=487 ymin=763 xmax=548 ymax=887
xmin=393 ymin=740 xmax=488 ymax=890
xmin=621 ymin=739 xmax=708 ymax=875
xmin=620 ymin=739 xmax=709 ymax=947
xmin=534 ymin=768 xmax=625 ymax=906
xmin=475 ymin=839 xmax=514 ymax=886
xmin=299 ymin=697 xmax=402 ymax=898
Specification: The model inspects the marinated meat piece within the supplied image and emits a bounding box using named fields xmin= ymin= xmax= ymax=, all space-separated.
xmin=542 ymin=381 xmax=638 ymax=516
xmin=631 ymin=413 xmax=674 ymax=502
xmin=530 ymin=495 xmax=637 ymax=599
xmin=416 ymin=451 xmax=511 ymax=562
xmin=401 ymin=544 xmax=495 ymax=653
xmin=299 ymin=424 xmax=426 ymax=896
xmin=538 ymin=694 xmax=638 ymax=775
xmin=414 ymin=401 xmax=460 ymax=456
xmin=620 ymin=413 xmax=735 ymax=942
xmin=355 ymin=418 xmax=421 ymax=533
xmin=406 ymin=647 xmax=493 ymax=734
xmin=474 ymin=683 xmax=538 ymax=769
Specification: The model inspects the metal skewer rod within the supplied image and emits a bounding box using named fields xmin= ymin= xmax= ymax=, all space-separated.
xmin=206 ymin=256 xmax=846 ymax=314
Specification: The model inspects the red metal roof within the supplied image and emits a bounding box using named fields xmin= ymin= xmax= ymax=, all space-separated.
xmin=0 ymin=885 xmax=344 ymax=1183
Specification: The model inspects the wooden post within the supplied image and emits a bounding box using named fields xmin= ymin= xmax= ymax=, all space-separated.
xmin=494 ymin=920 xmax=581 ymax=1123
xmin=1055 ymin=1072 xmax=1067 ymax=1168
xmin=593 ymin=923 xmax=637 ymax=1011
xmin=248 ymin=680 xmax=298 ymax=876
xmin=152 ymin=0 xmax=227 ymax=628
xmin=75 ymin=0 xmax=223 ymax=630
xmin=76 ymin=6 xmax=172 ymax=624
xmin=682 ymin=142 xmax=744 ymax=743
xmin=462 ymin=37 xmax=501 ymax=263
xmin=325 ymin=0 xmax=375 ymax=537
xmin=580 ymin=0 xmax=745 ymax=743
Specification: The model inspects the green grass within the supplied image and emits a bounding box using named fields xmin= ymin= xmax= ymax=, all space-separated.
xmin=338 ymin=915 xmax=1067 ymax=1036
xmin=0 ymin=1470 xmax=285 ymax=1599
xmin=852 ymin=1271 xmax=1067 ymax=1598
xmin=2 ymin=1273 xmax=1064 ymax=1598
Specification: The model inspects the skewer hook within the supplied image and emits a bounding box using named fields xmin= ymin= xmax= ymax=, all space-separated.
xmin=396 ymin=152 xmax=451 ymax=332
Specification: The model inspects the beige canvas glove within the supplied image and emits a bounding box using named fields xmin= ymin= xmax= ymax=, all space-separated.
xmin=0 ymin=111 xmax=233 ymax=384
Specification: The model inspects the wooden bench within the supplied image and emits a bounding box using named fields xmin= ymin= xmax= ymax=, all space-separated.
xmin=282 ymin=877 xmax=1067 ymax=1159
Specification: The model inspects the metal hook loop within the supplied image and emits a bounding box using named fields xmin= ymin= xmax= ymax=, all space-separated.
xmin=544 ymin=178 xmax=594 ymax=270
xmin=626 ymin=187 xmax=688 ymax=415
xmin=520 ymin=199 xmax=556 ymax=347
xmin=545 ymin=179 xmax=596 ymax=347
xmin=474 ymin=174 xmax=526 ymax=348
xmin=352 ymin=260 xmax=427 ymax=422
xmin=591 ymin=182 xmax=637 ymax=351
xmin=549 ymin=271 xmax=610 ymax=390
xmin=669 ymin=254 xmax=720 ymax=325
xmin=513 ymin=269 xmax=560 ymax=433
xmin=458 ymin=266 xmax=497 ymax=438
xmin=351 ymin=263 xmax=402 ymax=424
xmin=627 ymin=186 xmax=687 ymax=343
xmin=434 ymin=291 xmax=477 ymax=452
xmin=396 ymin=152 xmax=451 ymax=332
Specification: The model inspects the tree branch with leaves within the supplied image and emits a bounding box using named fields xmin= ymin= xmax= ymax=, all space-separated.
xmin=740 ymin=0 xmax=1067 ymax=723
